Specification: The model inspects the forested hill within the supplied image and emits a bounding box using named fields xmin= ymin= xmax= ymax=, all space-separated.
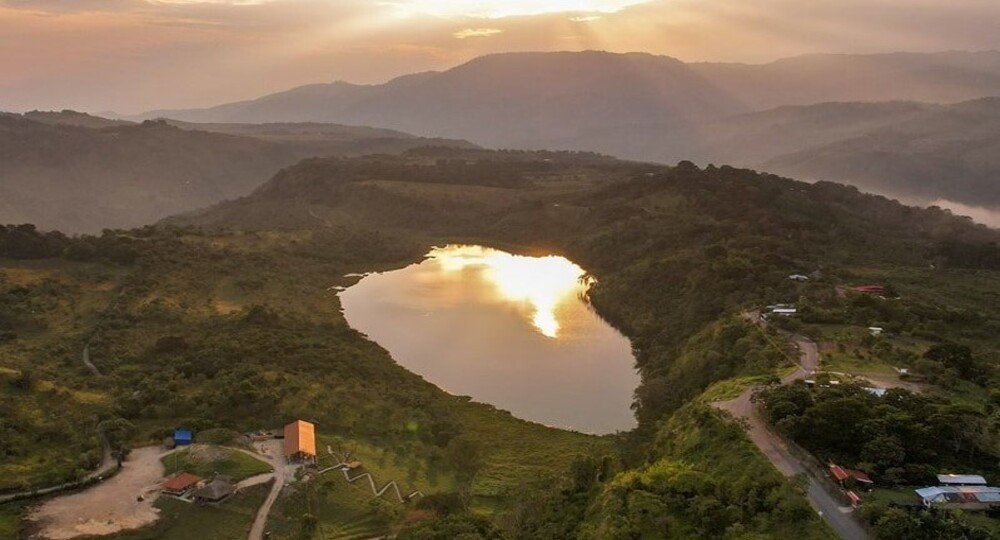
xmin=173 ymin=150 xmax=1000 ymax=415
xmin=0 ymin=112 xmax=473 ymax=233
xmin=175 ymin=149 xmax=997 ymax=257
xmin=171 ymin=150 xmax=997 ymax=537
xmin=4 ymin=149 xmax=999 ymax=537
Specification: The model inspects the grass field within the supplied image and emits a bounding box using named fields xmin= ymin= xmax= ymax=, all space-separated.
xmin=697 ymin=366 xmax=798 ymax=402
xmin=161 ymin=444 xmax=271 ymax=481
xmin=260 ymin=434 xmax=456 ymax=539
xmin=265 ymin=475 xmax=397 ymax=540
xmin=106 ymin=481 xmax=272 ymax=540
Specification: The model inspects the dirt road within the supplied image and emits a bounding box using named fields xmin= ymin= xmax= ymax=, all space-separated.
xmin=713 ymin=336 xmax=870 ymax=540
xmin=247 ymin=439 xmax=289 ymax=540
xmin=28 ymin=446 xmax=169 ymax=539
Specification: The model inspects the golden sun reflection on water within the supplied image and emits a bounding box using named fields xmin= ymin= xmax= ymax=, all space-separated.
xmin=430 ymin=245 xmax=589 ymax=338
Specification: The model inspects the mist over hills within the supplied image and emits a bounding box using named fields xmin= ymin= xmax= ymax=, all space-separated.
xmin=0 ymin=112 xmax=473 ymax=233
xmin=136 ymin=50 xmax=1000 ymax=214
xmin=758 ymin=98 xmax=1000 ymax=208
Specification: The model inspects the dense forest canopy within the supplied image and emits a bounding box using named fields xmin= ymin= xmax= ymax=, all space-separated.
xmin=2 ymin=149 xmax=998 ymax=538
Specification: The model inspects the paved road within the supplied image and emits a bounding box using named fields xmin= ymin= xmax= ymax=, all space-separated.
xmin=247 ymin=439 xmax=290 ymax=540
xmin=714 ymin=335 xmax=870 ymax=540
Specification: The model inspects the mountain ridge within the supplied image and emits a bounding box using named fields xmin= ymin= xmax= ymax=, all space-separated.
xmin=0 ymin=112 xmax=475 ymax=232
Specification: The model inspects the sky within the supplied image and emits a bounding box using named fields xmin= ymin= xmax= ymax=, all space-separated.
xmin=2 ymin=0 xmax=1000 ymax=113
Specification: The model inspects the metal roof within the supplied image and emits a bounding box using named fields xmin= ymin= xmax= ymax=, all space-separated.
xmin=937 ymin=474 xmax=988 ymax=485
xmin=916 ymin=486 xmax=1000 ymax=504
xmin=283 ymin=420 xmax=317 ymax=457
xmin=863 ymin=387 xmax=887 ymax=397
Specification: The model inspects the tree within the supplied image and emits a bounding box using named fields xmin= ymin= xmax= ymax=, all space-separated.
xmin=298 ymin=513 xmax=318 ymax=539
xmin=924 ymin=342 xmax=982 ymax=382
xmin=445 ymin=436 xmax=483 ymax=494
xmin=99 ymin=417 xmax=136 ymax=452
xmin=860 ymin=435 xmax=906 ymax=470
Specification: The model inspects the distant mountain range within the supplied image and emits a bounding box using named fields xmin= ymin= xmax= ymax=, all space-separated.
xmin=0 ymin=112 xmax=473 ymax=233
xmin=135 ymin=50 xmax=1000 ymax=213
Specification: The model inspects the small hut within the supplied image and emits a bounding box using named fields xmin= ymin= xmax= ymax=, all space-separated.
xmin=192 ymin=476 xmax=234 ymax=503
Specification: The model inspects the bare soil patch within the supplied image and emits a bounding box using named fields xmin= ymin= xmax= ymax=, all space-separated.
xmin=28 ymin=446 xmax=170 ymax=539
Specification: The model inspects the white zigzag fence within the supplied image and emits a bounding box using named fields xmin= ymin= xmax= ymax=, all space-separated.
xmin=318 ymin=446 xmax=424 ymax=503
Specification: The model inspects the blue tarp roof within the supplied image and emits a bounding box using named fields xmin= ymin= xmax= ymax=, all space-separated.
xmin=174 ymin=429 xmax=193 ymax=441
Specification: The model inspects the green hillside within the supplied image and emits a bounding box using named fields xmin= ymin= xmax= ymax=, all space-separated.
xmin=2 ymin=148 xmax=997 ymax=537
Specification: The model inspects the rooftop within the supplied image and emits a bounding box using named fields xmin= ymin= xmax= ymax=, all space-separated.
xmin=916 ymin=485 xmax=1000 ymax=505
xmin=937 ymin=474 xmax=988 ymax=486
xmin=162 ymin=472 xmax=202 ymax=492
xmin=192 ymin=477 xmax=234 ymax=501
xmin=283 ymin=420 xmax=317 ymax=457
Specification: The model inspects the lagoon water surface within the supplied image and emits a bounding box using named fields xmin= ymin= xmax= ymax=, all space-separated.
xmin=339 ymin=245 xmax=639 ymax=434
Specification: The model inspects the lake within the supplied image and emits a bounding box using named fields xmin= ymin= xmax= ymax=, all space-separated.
xmin=339 ymin=244 xmax=639 ymax=434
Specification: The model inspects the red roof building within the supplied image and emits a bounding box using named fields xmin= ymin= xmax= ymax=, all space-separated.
xmin=846 ymin=468 xmax=873 ymax=484
xmin=829 ymin=464 xmax=874 ymax=485
xmin=851 ymin=285 xmax=885 ymax=294
xmin=162 ymin=472 xmax=202 ymax=495
xmin=829 ymin=464 xmax=850 ymax=482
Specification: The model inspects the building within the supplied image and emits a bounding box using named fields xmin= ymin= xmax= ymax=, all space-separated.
xmin=192 ymin=476 xmax=234 ymax=503
xmin=937 ymin=474 xmax=988 ymax=486
xmin=173 ymin=429 xmax=193 ymax=446
xmin=863 ymin=387 xmax=887 ymax=398
xmin=764 ymin=304 xmax=797 ymax=317
xmin=852 ymin=285 xmax=885 ymax=295
xmin=915 ymin=486 xmax=1000 ymax=510
xmin=868 ymin=327 xmax=883 ymax=336
xmin=162 ymin=472 xmax=202 ymax=496
xmin=788 ymin=274 xmax=810 ymax=282
xmin=829 ymin=464 xmax=874 ymax=488
xmin=283 ymin=420 xmax=317 ymax=463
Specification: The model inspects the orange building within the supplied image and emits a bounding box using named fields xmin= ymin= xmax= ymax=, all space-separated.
xmin=283 ymin=420 xmax=317 ymax=462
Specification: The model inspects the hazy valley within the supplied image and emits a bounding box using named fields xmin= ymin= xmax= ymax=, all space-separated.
xmin=133 ymin=51 xmax=1000 ymax=220
xmin=0 ymin=111 xmax=472 ymax=233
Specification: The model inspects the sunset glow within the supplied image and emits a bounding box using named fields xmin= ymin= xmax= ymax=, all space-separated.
xmin=3 ymin=0 xmax=1000 ymax=113
xmin=390 ymin=0 xmax=648 ymax=19
xmin=431 ymin=245 xmax=589 ymax=338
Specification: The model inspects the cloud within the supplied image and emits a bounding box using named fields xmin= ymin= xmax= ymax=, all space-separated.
xmin=453 ymin=27 xmax=502 ymax=39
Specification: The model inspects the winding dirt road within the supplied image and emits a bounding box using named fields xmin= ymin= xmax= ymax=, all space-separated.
xmin=247 ymin=439 xmax=290 ymax=540
xmin=713 ymin=335 xmax=871 ymax=540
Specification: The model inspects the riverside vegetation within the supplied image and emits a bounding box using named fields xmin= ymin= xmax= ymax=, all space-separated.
xmin=1 ymin=148 xmax=998 ymax=538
